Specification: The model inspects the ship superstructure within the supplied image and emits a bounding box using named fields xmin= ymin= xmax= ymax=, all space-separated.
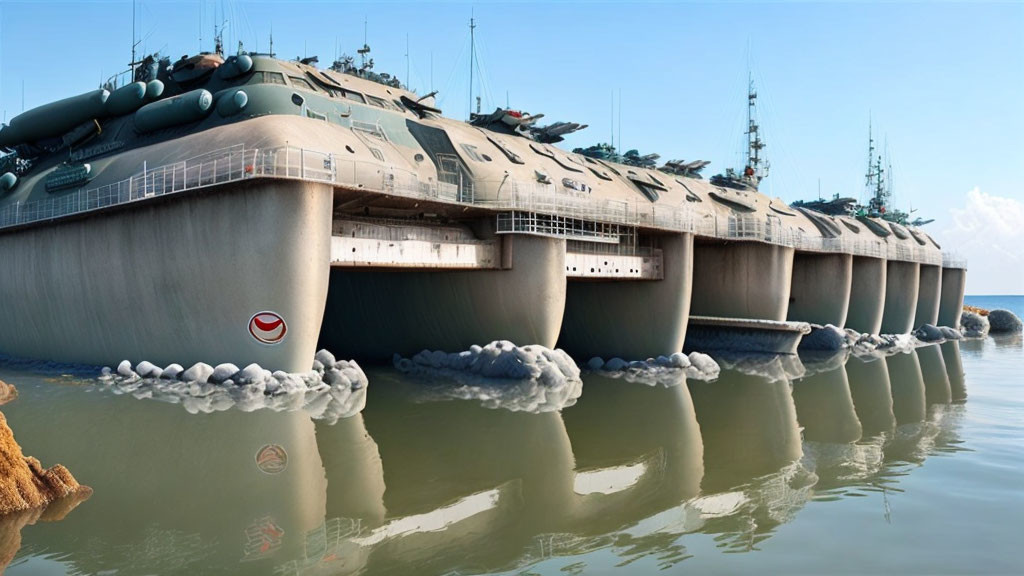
xmin=0 ymin=32 xmax=967 ymax=370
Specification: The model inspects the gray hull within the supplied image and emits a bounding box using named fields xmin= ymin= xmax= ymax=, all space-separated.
xmin=0 ymin=180 xmax=332 ymax=372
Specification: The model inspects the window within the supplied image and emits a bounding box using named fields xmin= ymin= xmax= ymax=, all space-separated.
xmin=342 ymin=89 xmax=366 ymax=104
xmin=248 ymin=71 xmax=286 ymax=85
xmin=352 ymin=120 xmax=387 ymax=141
xmin=366 ymin=95 xmax=390 ymax=109
xmin=288 ymin=76 xmax=317 ymax=92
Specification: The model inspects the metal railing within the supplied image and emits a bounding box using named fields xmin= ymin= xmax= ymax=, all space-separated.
xmin=3 ymin=141 xmax=962 ymax=268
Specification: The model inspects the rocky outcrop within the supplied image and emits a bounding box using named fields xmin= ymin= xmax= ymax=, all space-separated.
xmin=960 ymin=310 xmax=990 ymax=338
xmin=987 ymin=309 xmax=1023 ymax=334
xmin=0 ymin=410 xmax=91 ymax=515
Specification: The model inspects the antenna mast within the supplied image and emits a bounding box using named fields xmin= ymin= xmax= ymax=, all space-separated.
xmin=469 ymin=11 xmax=476 ymax=119
xmin=745 ymin=72 xmax=766 ymax=183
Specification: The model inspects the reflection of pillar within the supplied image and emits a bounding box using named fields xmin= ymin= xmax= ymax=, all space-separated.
xmin=886 ymin=350 xmax=926 ymax=425
xmin=559 ymin=233 xmax=693 ymax=360
xmin=360 ymin=373 xmax=575 ymax=573
xmin=845 ymin=355 xmax=896 ymax=437
xmin=561 ymin=373 xmax=703 ymax=530
xmin=321 ymin=234 xmax=567 ymax=361
xmin=315 ymin=415 xmax=386 ymax=526
xmin=689 ymin=370 xmax=802 ymax=492
xmin=917 ymin=344 xmax=952 ymax=406
xmin=2 ymin=396 xmax=327 ymax=573
xmin=791 ymin=363 xmax=861 ymax=443
xmin=940 ymin=340 xmax=967 ymax=402
xmin=787 ymin=252 xmax=853 ymax=327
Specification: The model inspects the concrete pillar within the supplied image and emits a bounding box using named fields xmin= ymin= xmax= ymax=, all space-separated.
xmin=886 ymin=350 xmax=926 ymax=425
xmin=315 ymin=415 xmax=386 ymax=526
xmin=791 ymin=364 xmax=862 ymax=444
xmin=558 ymin=233 xmax=693 ymax=359
xmin=880 ymin=260 xmax=921 ymax=334
xmin=938 ymin=267 xmax=967 ymax=328
xmin=787 ymin=252 xmax=853 ymax=327
xmin=845 ymin=355 xmax=896 ymax=437
xmin=688 ymin=369 xmax=802 ymax=492
xmin=0 ymin=181 xmax=333 ymax=372
xmin=915 ymin=265 xmax=943 ymax=328
xmin=917 ymin=344 xmax=951 ymax=405
xmin=846 ymin=256 xmax=887 ymax=335
xmin=690 ymin=241 xmax=794 ymax=321
xmin=320 ymin=233 xmax=567 ymax=361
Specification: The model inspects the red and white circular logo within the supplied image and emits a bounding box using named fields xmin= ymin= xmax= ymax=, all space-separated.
xmin=248 ymin=311 xmax=287 ymax=345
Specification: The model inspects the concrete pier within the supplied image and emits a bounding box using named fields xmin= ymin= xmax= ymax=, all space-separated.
xmin=558 ymin=233 xmax=693 ymax=360
xmin=690 ymin=241 xmax=795 ymax=321
xmin=880 ymin=260 xmax=921 ymax=334
xmin=845 ymin=256 xmax=888 ymax=335
xmin=787 ymin=252 xmax=853 ymax=327
xmin=0 ymin=180 xmax=332 ymax=372
xmin=938 ymin=267 xmax=968 ymax=328
xmin=319 ymin=233 xmax=566 ymax=361
xmin=915 ymin=265 xmax=943 ymax=328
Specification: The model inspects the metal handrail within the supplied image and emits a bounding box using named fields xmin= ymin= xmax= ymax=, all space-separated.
xmin=1 ymin=142 xmax=960 ymax=267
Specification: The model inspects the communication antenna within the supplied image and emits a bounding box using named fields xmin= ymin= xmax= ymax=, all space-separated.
xmin=269 ymin=24 xmax=274 ymax=57
xmin=469 ymin=10 xmax=476 ymax=119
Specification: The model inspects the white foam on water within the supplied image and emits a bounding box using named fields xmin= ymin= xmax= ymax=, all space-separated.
xmin=585 ymin=352 xmax=720 ymax=385
xmin=98 ymin=350 xmax=368 ymax=423
xmin=393 ymin=340 xmax=583 ymax=413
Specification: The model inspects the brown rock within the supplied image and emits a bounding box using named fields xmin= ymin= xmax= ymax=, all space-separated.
xmin=0 ymin=381 xmax=15 ymax=406
xmin=0 ymin=411 xmax=91 ymax=515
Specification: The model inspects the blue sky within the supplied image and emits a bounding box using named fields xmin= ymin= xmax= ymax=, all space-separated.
xmin=1 ymin=1 xmax=1022 ymax=293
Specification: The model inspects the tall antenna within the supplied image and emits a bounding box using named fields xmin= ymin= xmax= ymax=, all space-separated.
xmin=469 ymin=10 xmax=476 ymax=119
xmin=610 ymin=91 xmax=614 ymax=148
xmin=745 ymin=72 xmax=767 ymax=183
xmin=269 ymin=24 xmax=274 ymax=57
xmin=131 ymin=0 xmax=136 ymax=65
xmin=361 ymin=17 xmax=368 ymax=69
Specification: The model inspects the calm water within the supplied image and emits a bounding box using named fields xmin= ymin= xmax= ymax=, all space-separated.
xmin=0 ymin=298 xmax=1021 ymax=575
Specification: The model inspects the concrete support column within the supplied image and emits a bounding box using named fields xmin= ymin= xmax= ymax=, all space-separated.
xmin=791 ymin=364 xmax=861 ymax=443
xmin=886 ymin=350 xmax=926 ymax=425
xmin=558 ymin=233 xmax=693 ymax=360
xmin=690 ymin=241 xmax=794 ymax=321
xmin=319 ymin=233 xmax=567 ymax=361
xmin=0 ymin=181 xmax=333 ymax=372
xmin=880 ymin=260 xmax=921 ymax=334
xmin=846 ymin=256 xmax=888 ymax=335
xmin=917 ymin=344 xmax=952 ymax=405
xmin=845 ymin=356 xmax=896 ymax=437
xmin=938 ymin=267 xmax=967 ymax=328
xmin=787 ymin=252 xmax=853 ymax=327
xmin=915 ymin=264 xmax=943 ymax=328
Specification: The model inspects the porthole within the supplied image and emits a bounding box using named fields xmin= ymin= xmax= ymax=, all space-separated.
xmin=414 ymin=153 xmax=425 ymax=162
xmin=291 ymin=93 xmax=304 ymax=106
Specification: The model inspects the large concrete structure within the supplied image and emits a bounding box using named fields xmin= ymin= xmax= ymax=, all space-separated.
xmin=915 ymin=264 xmax=943 ymax=328
xmin=938 ymin=265 xmax=968 ymax=329
xmin=0 ymin=48 xmax=968 ymax=369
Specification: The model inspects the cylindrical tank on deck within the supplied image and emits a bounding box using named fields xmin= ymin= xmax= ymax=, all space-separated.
xmin=218 ymin=54 xmax=254 ymax=79
xmin=0 ymin=172 xmax=16 ymax=193
xmin=105 ymin=82 xmax=148 ymax=116
xmin=133 ymin=88 xmax=214 ymax=133
xmin=0 ymin=89 xmax=109 ymax=147
xmin=145 ymin=79 xmax=165 ymax=100
xmin=216 ymin=89 xmax=249 ymax=117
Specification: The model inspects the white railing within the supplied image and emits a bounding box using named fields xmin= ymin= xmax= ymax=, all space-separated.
xmin=3 ymin=142 xmax=959 ymax=268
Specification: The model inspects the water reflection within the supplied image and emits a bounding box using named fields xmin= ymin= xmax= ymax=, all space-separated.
xmin=0 ymin=342 xmax=970 ymax=575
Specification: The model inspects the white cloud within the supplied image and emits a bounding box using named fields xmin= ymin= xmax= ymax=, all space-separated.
xmin=936 ymin=188 xmax=1024 ymax=295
